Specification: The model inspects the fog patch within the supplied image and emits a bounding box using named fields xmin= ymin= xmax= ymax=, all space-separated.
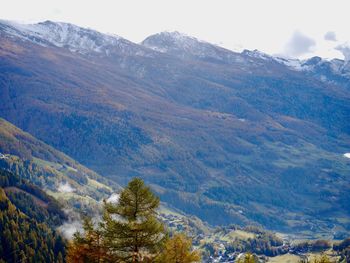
xmin=58 ymin=181 xmax=75 ymax=193
xmin=106 ymin=193 xmax=120 ymax=204
xmin=57 ymin=209 xmax=83 ymax=239
xmin=58 ymin=220 xmax=83 ymax=239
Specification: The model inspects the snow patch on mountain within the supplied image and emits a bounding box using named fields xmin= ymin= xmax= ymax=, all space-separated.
xmin=271 ymin=55 xmax=350 ymax=81
xmin=0 ymin=20 xmax=127 ymax=55
xmin=273 ymin=57 xmax=304 ymax=70
xmin=142 ymin=31 xmax=215 ymax=58
xmin=142 ymin=31 xmax=244 ymax=63
xmin=242 ymin=49 xmax=274 ymax=61
xmin=242 ymin=49 xmax=349 ymax=79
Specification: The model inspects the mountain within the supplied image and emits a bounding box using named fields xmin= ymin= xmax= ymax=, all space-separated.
xmin=0 ymin=20 xmax=349 ymax=234
xmin=142 ymin=31 xmax=246 ymax=63
xmin=0 ymin=20 xmax=147 ymax=56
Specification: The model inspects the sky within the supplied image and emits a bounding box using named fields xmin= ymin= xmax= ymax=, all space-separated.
xmin=1 ymin=0 xmax=350 ymax=60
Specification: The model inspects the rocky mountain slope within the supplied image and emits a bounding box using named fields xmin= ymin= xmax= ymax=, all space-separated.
xmin=0 ymin=20 xmax=349 ymax=233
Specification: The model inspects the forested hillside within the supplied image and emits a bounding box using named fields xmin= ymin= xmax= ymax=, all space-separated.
xmin=0 ymin=169 xmax=66 ymax=263
xmin=0 ymin=118 xmax=118 ymax=214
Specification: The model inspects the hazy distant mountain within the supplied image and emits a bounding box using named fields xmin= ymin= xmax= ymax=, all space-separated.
xmin=0 ymin=20 xmax=349 ymax=234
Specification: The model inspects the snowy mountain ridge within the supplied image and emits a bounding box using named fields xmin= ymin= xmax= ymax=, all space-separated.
xmin=143 ymin=31 xmax=350 ymax=81
xmin=142 ymin=31 xmax=209 ymax=53
xmin=142 ymin=31 xmax=247 ymax=63
xmin=1 ymin=20 xmax=349 ymax=81
xmin=0 ymin=20 xmax=130 ymax=55
xmin=244 ymin=49 xmax=350 ymax=81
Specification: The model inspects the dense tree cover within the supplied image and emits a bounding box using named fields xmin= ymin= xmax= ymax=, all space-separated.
xmin=0 ymin=188 xmax=66 ymax=262
xmin=0 ymin=169 xmax=67 ymax=226
xmin=0 ymin=169 xmax=67 ymax=262
xmin=224 ymin=229 xmax=285 ymax=257
xmin=67 ymin=178 xmax=200 ymax=263
xmin=292 ymin=240 xmax=332 ymax=253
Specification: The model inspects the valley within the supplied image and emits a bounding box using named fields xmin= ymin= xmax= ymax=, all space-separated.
xmin=0 ymin=20 xmax=349 ymax=235
xmin=0 ymin=18 xmax=349 ymax=262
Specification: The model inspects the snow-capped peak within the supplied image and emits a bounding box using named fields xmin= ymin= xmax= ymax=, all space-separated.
xmin=0 ymin=20 xmax=125 ymax=55
xmin=141 ymin=31 xmax=245 ymax=64
xmin=141 ymin=31 xmax=208 ymax=53
xmin=241 ymin=49 xmax=274 ymax=61
xmin=157 ymin=31 xmax=198 ymax=42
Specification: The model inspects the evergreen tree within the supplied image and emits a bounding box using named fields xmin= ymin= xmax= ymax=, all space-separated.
xmin=155 ymin=233 xmax=200 ymax=263
xmin=102 ymin=178 xmax=166 ymax=262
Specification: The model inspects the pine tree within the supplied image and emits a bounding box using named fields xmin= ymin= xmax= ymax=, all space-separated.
xmin=68 ymin=178 xmax=200 ymax=263
xmin=102 ymin=178 xmax=166 ymax=262
xmin=155 ymin=233 xmax=200 ymax=263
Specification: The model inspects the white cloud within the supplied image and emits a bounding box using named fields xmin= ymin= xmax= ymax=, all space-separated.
xmin=324 ymin=31 xmax=337 ymax=41
xmin=58 ymin=182 xmax=75 ymax=193
xmin=335 ymin=43 xmax=350 ymax=62
xmin=284 ymin=31 xmax=316 ymax=57
xmin=344 ymin=153 xmax=350 ymax=159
